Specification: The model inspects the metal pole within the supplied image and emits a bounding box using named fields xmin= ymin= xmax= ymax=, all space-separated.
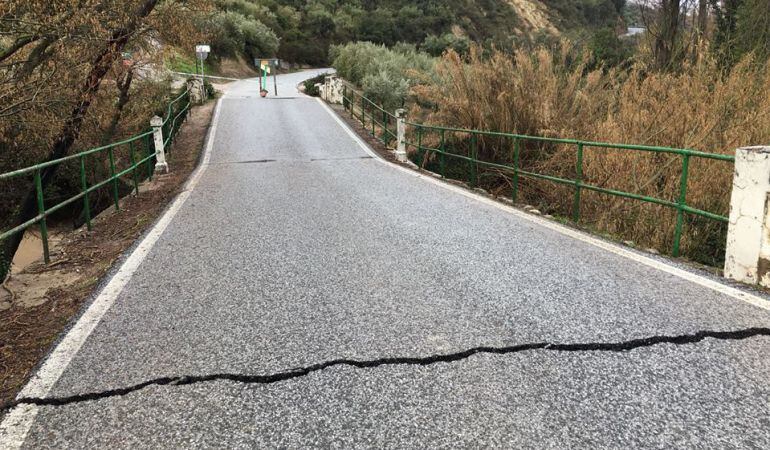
xmin=512 ymin=138 xmax=520 ymax=203
xmin=79 ymin=156 xmax=92 ymax=231
xmin=108 ymin=147 xmax=120 ymax=211
xmin=572 ymin=142 xmax=584 ymax=223
xmin=673 ymin=154 xmax=690 ymax=257
xmin=273 ymin=69 xmax=278 ymax=96
xmin=200 ymin=56 xmax=206 ymax=100
xmin=34 ymin=169 xmax=50 ymax=264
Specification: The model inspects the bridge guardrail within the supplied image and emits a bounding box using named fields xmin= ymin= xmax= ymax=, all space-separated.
xmin=342 ymin=85 xmax=398 ymax=145
xmin=0 ymin=87 xmax=191 ymax=265
xmin=340 ymin=87 xmax=733 ymax=258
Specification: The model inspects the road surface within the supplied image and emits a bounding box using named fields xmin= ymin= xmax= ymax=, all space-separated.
xmin=2 ymin=70 xmax=770 ymax=448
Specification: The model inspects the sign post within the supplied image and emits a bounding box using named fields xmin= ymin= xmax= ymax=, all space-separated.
xmin=195 ymin=44 xmax=210 ymax=99
xmin=254 ymin=58 xmax=280 ymax=97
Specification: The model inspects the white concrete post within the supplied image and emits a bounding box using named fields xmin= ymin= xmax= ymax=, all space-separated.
xmin=323 ymin=75 xmax=331 ymax=102
xmin=150 ymin=115 xmax=169 ymax=174
xmin=724 ymin=146 xmax=770 ymax=286
xmin=395 ymin=108 xmax=407 ymax=163
xmin=322 ymin=75 xmax=343 ymax=104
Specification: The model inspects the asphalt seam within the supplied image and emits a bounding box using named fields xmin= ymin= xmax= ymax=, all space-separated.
xmin=1 ymin=327 xmax=768 ymax=412
xmin=205 ymin=156 xmax=372 ymax=166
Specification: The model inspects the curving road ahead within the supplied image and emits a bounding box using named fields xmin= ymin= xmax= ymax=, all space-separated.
xmin=2 ymin=70 xmax=770 ymax=448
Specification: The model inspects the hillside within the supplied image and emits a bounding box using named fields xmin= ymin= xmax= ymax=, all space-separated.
xmin=211 ymin=0 xmax=625 ymax=65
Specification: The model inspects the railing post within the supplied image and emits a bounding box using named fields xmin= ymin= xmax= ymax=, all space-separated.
xmin=672 ymin=154 xmax=690 ymax=257
xmin=512 ymin=137 xmax=520 ymax=203
xmin=145 ymin=134 xmax=153 ymax=181
xmin=439 ymin=129 xmax=446 ymax=178
xmin=129 ymin=141 xmax=140 ymax=195
xmin=360 ymin=95 xmax=365 ymax=125
xmin=79 ymin=156 xmax=92 ymax=231
xmin=108 ymin=147 xmax=120 ymax=211
xmin=382 ymin=109 xmax=387 ymax=141
xmin=151 ymin=115 xmax=169 ymax=173
xmin=469 ymin=133 xmax=478 ymax=187
xmin=34 ymin=170 xmax=50 ymax=264
xmin=572 ymin=142 xmax=584 ymax=223
xmin=725 ymin=146 xmax=770 ymax=286
xmin=371 ymin=104 xmax=376 ymax=136
xmin=395 ymin=108 xmax=407 ymax=163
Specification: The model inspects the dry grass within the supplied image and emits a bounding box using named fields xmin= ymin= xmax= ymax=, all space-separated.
xmin=412 ymin=45 xmax=770 ymax=264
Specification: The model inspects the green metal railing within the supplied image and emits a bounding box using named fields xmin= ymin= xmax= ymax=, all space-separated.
xmin=342 ymin=91 xmax=734 ymax=258
xmin=342 ymin=84 xmax=398 ymax=144
xmin=0 ymin=88 xmax=191 ymax=265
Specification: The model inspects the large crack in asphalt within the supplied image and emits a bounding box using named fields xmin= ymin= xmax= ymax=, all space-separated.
xmin=2 ymin=327 xmax=769 ymax=412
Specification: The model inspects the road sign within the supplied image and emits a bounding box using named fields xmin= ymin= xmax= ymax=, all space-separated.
xmin=254 ymin=58 xmax=281 ymax=96
xmin=196 ymin=44 xmax=210 ymax=60
xmin=254 ymin=58 xmax=280 ymax=68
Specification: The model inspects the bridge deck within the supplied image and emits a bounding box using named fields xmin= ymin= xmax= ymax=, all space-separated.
xmin=9 ymin=71 xmax=770 ymax=448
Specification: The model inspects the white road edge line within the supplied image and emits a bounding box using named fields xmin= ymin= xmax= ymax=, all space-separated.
xmin=0 ymin=99 xmax=224 ymax=449
xmin=316 ymin=97 xmax=770 ymax=312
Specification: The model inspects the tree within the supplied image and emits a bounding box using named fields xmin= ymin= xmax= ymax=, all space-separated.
xmin=0 ymin=0 xmax=209 ymax=278
xmin=710 ymin=0 xmax=770 ymax=67
xmin=710 ymin=0 xmax=744 ymax=67
xmin=652 ymin=0 xmax=683 ymax=70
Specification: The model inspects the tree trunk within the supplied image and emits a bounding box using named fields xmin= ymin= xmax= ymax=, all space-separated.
xmin=654 ymin=0 xmax=682 ymax=70
xmin=697 ymin=0 xmax=709 ymax=38
xmin=1 ymin=0 xmax=160 ymax=277
xmin=102 ymin=69 xmax=135 ymax=144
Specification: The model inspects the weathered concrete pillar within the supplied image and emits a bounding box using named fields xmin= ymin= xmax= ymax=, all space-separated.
xmin=322 ymin=75 xmax=343 ymax=104
xmin=724 ymin=146 xmax=770 ymax=286
xmin=187 ymin=78 xmax=205 ymax=104
xmin=322 ymin=75 xmax=331 ymax=102
xmin=150 ymin=115 xmax=169 ymax=173
xmin=395 ymin=108 xmax=407 ymax=163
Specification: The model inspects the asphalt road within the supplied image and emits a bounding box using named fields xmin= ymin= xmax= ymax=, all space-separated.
xmin=6 ymin=70 xmax=770 ymax=448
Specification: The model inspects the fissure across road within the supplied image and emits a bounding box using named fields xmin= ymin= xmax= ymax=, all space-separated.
xmin=3 ymin=70 xmax=770 ymax=448
xmin=2 ymin=327 xmax=769 ymax=411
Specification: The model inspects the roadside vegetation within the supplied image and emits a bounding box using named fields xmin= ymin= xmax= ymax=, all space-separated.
xmin=332 ymin=0 xmax=770 ymax=266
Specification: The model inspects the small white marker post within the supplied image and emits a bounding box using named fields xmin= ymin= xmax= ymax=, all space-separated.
xmin=724 ymin=146 xmax=770 ymax=286
xmin=151 ymin=115 xmax=169 ymax=173
xmin=395 ymin=108 xmax=407 ymax=163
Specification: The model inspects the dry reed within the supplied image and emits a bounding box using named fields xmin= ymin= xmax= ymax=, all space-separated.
xmin=412 ymin=45 xmax=770 ymax=264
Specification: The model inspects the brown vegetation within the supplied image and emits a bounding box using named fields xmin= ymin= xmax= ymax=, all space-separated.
xmin=0 ymin=0 xmax=212 ymax=277
xmin=412 ymin=45 xmax=770 ymax=264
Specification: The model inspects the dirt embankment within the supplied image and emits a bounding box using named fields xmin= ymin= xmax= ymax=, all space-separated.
xmin=508 ymin=0 xmax=559 ymax=35
xmin=0 ymin=99 xmax=216 ymax=406
xmin=216 ymin=55 xmax=259 ymax=79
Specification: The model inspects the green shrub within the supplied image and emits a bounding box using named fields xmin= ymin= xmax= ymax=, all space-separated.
xmin=590 ymin=28 xmax=633 ymax=68
xmin=302 ymin=73 xmax=329 ymax=97
xmin=421 ymin=33 xmax=471 ymax=57
xmin=331 ymin=41 xmax=435 ymax=109
xmin=207 ymin=10 xmax=279 ymax=60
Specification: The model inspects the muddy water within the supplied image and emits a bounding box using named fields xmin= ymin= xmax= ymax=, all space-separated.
xmin=11 ymin=228 xmax=63 ymax=274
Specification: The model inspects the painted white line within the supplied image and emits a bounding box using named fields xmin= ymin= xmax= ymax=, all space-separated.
xmin=0 ymin=99 xmax=224 ymax=449
xmin=316 ymin=98 xmax=770 ymax=312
